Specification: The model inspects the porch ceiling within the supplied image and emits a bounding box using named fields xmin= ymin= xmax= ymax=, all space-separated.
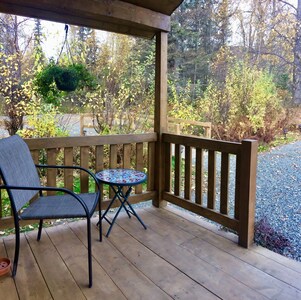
xmin=0 ymin=0 xmax=184 ymax=38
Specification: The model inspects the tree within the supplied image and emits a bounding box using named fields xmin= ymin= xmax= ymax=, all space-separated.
xmin=168 ymin=0 xmax=236 ymax=100
xmin=83 ymin=33 xmax=155 ymax=134
xmin=202 ymin=59 xmax=283 ymax=141
xmin=292 ymin=0 xmax=301 ymax=104
xmin=33 ymin=18 xmax=46 ymax=69
xmin=0 ymin=14 xmax=33 ymax=135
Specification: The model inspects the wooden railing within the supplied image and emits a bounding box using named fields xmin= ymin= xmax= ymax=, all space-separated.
xmin=0 ymin=133 xmax=157 ymax=230
xmin=80 ymin=113 xmax=212 ymax=138
xmin=0 ymin=132 xmax=258 ymax=247
xmin=162 ymin=133 xmax=258 ymax=248
xmin=167 ymin=118 xmax=211 ymax=138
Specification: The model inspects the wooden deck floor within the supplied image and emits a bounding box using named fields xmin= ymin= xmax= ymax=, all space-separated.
xmin=1 ymin=206 xmax=301 ymax=300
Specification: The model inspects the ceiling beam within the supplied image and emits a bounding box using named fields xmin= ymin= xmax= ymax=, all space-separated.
xmin=0 ymin=0 xmax=170 ymax=38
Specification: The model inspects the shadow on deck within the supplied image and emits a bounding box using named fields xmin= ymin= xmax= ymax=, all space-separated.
xmin=1 ymin=206 xmax=301 ymax=300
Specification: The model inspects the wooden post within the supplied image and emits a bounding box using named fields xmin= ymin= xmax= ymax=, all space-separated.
xmin=238 ymin=139 xmax=258 ymax=248
xmin=153 ymin=32 xmax=168 ymax=208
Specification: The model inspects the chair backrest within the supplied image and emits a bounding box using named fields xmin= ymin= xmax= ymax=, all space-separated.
xmin=0 ymin=135 xmax=41 ymax=211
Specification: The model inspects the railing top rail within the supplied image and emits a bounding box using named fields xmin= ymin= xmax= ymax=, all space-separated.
xmin=25 ymin=133 xmax=157 ymax=150
xmin=163 ymin=133 xmax=241 ymax=154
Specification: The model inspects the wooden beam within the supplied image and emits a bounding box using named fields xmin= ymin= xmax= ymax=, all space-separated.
xmin=0 ymin=0 xmax=170 ymax=38
xmin=153 ymin=31 xmax=168 ymax=208
xmin=25 ymin=133 xmax=157 ymax=149
xmin=238 ymin=140 xmax=258 ymax=248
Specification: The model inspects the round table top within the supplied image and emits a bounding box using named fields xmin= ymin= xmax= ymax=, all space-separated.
xmin=96 ymin=168 xmax=147 ymax=186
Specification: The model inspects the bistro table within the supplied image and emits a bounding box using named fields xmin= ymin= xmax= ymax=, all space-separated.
xmin=96 ymin=168 xmax=147 ymax=237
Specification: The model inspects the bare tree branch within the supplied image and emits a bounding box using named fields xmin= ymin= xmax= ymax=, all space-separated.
xmin=278 ymin=0 xmax=297 ymax=13
xmin=249 ymin=49 xmax=294 ymax=66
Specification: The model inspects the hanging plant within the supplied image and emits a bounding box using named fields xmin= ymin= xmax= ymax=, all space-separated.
xmin=34 ymin=25 xmax=96 ymax=103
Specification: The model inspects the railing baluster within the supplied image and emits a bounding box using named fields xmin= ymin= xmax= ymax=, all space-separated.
xmin=174 ymin=144 xmax=181 ymax=196
xmin=164 ymin=142 xmax=171 ymax=192
xmin=235 ymin=153 xmax=241 ymax=220
xmin=135 ymin=143 xmax=143 ymax=194
xmin=147 ymin=142 xmax=155 ymax=191
xmin=80 ymin=146 xmax=89 ymax=193
xmin=95 ymin=145 xmax=104 ymax=211
xmin=123 ymin=144 xmax=131 ymax=169
xmin=184 ymin=145 xmax=192 ymax=200
xmin=207 ymin=150 xmax=216 ymax=209
xmin=64 ymin=147 xmax=73 ymax=191
xmin=47 ymin=148 xmax=57 ymax=195
xmin=31 ymin=150 xmax=40 ymax=164
xmin=195 ymin=148 xmax=203 ymax=205
xmin=109 ymin=144 xmax=118 ymax=198
xmin=220 ymin=152 xmax=229 ymax=214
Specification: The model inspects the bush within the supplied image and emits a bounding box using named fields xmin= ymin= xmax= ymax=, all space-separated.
xmin=201 ymin=59 xmax=285 ymax=141
xmin=254 ymin=217 xmax=293 ymax=255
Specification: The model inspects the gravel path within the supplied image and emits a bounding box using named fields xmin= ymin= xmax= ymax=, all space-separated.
xmin=255 ymin=140 xmax=301 ymax=261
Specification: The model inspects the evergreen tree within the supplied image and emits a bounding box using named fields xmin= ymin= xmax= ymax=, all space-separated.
xmin=33 ymin=18 xmax=46 ymax=69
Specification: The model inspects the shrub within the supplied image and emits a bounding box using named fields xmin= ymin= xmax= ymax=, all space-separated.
xmin=254 ymin=217 xmax=293 ymax=255
xmin=201 ymin=59 xmax=285 ymax=141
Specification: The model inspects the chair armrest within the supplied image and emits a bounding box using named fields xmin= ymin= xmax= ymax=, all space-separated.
xmin=0 ymin=184 xmax=91 ymax=216
xmin=35 ymin=164 xmax=101 ymax=191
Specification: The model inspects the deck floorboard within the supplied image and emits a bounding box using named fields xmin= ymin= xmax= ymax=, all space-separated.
xmin=1 ymin=206 xmax=301 ymax=300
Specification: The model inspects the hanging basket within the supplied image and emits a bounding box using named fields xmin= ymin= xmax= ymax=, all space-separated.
xmin=54 ymin=67 xmax=80 ymax=91
xmin=34 ymin=25 xmax=97 ymax=103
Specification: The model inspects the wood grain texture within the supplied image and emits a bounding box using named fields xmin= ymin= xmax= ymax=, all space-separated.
xmin=174 ymin=143 xmax=181 ymax=196
xmin=25 ymin=133 xmax=157 ymax=149
xmin=238 ymin=140 xmax=258 ymax=248
xmin=162 ymin=133 xmax=240 ymax=154
xmin=46 ymin=148 xmax=57 ymax=195
xmin=80 ymin=146 xmax=89 ymax=193
xmin=0 ymin=0 xmax=172 ymax=39
xmin=2 ymin=207 xmax=300 ymax=299
xmin=195 ymin=148 xmax=203 ymax=205
xmin=163 ymin=192 xmax=239 ymax=231
xmin=153 ymin=31 xmax=168 ymax=208
xmin=135 ymin=142 xmax=144 ymax=194
xmin=147 ymin=142 xmax=155 ymax=191
xmin=31 ymin=149 xmax=40 ymax=164
xmin=184 ymin=145 xmax=192 ymax=200
xmin=123 ymin=144 xmax=131 ymax=169
xmin=207 ymin=150 xmax=216 ymax=210
xmin=64 ymin=147 xmax=73 ymax=191
xmin=164 ymin=142 xmax=171 ymax=192
xmin=220 ymin=152 xmax=229 ymax=215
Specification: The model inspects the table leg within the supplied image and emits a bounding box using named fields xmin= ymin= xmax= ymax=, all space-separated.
xmin=100 ymin=184 xmax=147 ymax=237
xmin=113 ymin=185 xmax=131 ymax=219
xmin=123 ymin=197 xmax=147 ymax=230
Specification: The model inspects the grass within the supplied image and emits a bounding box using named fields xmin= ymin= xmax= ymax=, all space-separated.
xmin=258 ymin=131 xmax=300 ymax=152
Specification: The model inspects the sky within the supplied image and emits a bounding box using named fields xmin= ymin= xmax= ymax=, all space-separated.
xmin=34 ymin=20 xmax=107 ymax=59
xmin=23 ymin=0 xmax=298 ymax=58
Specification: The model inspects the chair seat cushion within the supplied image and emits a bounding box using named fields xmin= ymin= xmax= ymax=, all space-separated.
xmin=20 ymin=193 xmax=98 ymax=220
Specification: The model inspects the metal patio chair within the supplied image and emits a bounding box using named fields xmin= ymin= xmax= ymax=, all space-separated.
xmin=0 ymin=135 xmax=102 ymax=288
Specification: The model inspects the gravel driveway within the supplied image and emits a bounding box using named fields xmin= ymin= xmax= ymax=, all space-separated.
xmin=256 ymin=140 xmax=301 ymax=261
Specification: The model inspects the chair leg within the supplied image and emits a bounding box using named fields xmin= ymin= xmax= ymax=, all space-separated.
xmin=87 ymin=217 xmax=92 ymax=288
xmin=99 ymin=202 xmax=102 ymax=242
xmin=12 ymin=220 xmax=20 ymax=277
xmin=37 ymin=219 xmax=43 ymax=241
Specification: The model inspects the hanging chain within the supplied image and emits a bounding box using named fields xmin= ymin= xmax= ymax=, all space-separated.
xmin=56 ymin=24 xmax=74 ymax=65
